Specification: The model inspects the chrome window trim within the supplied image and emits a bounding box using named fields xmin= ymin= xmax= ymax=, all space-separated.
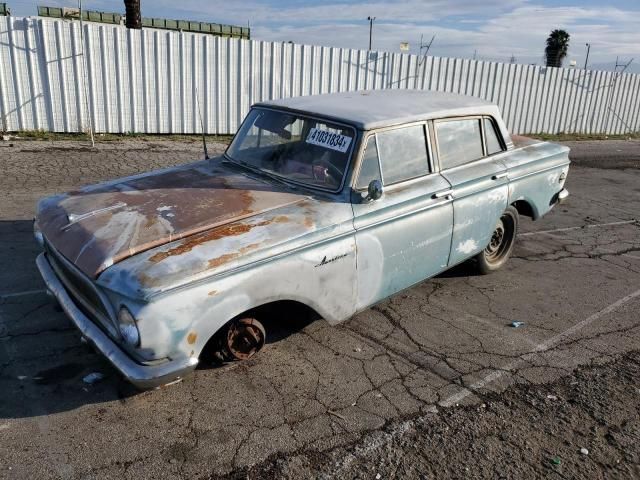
xmin=427 ymin=120 xmax=440 ymax=172
xmin=352 ymin=134 xmax=383 ymax=191
xmin=433 ymin=153 xmax=498 ymax=175
xmin=481 ymin=116 xmax=507 ymax=157
xmin=507 ymin=160 xmax=571 ymax=182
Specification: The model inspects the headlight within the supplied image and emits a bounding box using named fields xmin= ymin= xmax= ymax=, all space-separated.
xmin=33 ymin=218 xmax=44 ymax=248
xmin=118 ymin=306 xmax=140 ymax=347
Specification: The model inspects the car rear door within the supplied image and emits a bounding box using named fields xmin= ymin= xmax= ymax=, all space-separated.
xmin=351 ymin=123 xmax=454 ymax=311
xmin=433 ymin=116 xmax=509 ymax=267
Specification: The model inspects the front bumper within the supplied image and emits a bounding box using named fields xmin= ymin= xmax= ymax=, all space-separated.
xmin=36 ymin=253 xmax=198 ymax=389
xmin=551 ymin=188 xmax=569 ymax=205
xmin=557 ymin=188 xmax=569 ymax=204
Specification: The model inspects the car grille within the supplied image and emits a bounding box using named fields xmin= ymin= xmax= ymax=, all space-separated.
xmin=44 ymin=240 xmax=116 ymax=335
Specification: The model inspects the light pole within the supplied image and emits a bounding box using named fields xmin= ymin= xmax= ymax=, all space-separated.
xmin=78 ymin=0 xmax=95 ymax=147
xmin=367 ymin=16 xmax=375 ymax=51
xmin=584 ymin=43 xmax=591 ymax=70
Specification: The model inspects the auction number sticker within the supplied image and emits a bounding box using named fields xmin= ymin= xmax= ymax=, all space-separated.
xmin=306 ymin=128 xmax=352 ymax=153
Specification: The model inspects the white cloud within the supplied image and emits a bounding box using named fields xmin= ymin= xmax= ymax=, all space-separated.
xmin=253 ymin=3 xmax=640 ymax=72
xmin=10 ymin=0 xmax=640 ymax=72
xmin=145 ymin=0 xmax=526 ymax=25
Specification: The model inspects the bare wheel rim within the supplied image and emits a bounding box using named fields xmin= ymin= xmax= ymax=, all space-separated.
xmin=484 ymin=214 xmax=514 ymax=264
xmin=225 ymin=317 xmax=266 ymax=361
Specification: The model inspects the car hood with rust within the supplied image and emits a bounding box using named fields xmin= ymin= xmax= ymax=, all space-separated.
xmin=36 ymin=159 xmax=312 ymax=279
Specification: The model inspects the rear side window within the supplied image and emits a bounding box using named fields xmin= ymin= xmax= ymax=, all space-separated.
xmin=376 ymin=125 xmax=430 ymax=185
xmin=356 ymin=136 xmax=382 ymax=190
xmin=484 ymin=118 xmax=504 ymax=155
xmin=436 ymin=119 xmax=483 ymax=169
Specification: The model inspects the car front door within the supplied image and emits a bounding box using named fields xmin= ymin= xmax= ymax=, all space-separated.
xmin=351 ymin=123 xmax=454 ymax=311
xmin=434 ymin=117 xmax=509 ymax=267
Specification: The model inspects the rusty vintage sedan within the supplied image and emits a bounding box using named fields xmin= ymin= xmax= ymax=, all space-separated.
xmin=34 ymin=90 xmax=570 ymax=388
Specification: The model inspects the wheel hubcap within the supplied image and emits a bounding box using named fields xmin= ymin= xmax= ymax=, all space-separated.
xmin=485 ymin=219 xmax=507 ymax=259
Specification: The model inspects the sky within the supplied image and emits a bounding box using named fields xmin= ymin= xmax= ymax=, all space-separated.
xmin=8 ymin=0 xmax=640 ymax=73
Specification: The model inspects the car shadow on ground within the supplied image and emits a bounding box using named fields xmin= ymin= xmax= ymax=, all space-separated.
xmin=436 ymin=259 xmax=482 ymax=278
xmin=1 ymin=308 xmax=319 ymax=420
xmin=0 ymin=220 xmax=141 ymax=418
xmin=197 ymin=302 xmax=318 ymax=370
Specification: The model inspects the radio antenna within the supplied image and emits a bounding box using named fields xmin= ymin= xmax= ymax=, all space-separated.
xmin=195 ymin=85 xmax=209 ymax=159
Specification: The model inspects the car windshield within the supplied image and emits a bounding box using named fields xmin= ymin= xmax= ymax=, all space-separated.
xmin=226 ymin=108 xmax=355 ymax=190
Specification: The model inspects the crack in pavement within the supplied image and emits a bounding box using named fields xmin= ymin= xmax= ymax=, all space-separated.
xmin=439 ymin=287 xmax=640 ymax=407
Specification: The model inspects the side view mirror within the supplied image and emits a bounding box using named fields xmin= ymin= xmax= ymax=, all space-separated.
xmin=366 ymin=179 xmax=384 ymax=201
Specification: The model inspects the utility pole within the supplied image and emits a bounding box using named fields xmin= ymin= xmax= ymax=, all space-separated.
xmin=419 ymin=34 xmax=435 ymax=57
xmin=367 ymin=16 xmax=375 ymax=51
xmin=584 ymin=43 xmax=590 ymax=70
xmin=615 ymin=56 xmax=634 ymax=73
xmin=418 ymin=34 xmax=435 ymax=66
xmin=604 ymin=56 xmax=635 ymax=134
xmin=124 ymin=0 xmax=142 ymax=29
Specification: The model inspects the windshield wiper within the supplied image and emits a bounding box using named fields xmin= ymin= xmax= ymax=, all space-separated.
xmin=254 ymin=167 xmax=298 ymax=190
xmin=221 ymin=153 xmax=239 ymax=166
xmin=222 ymin=155 xmax=297 ymax=191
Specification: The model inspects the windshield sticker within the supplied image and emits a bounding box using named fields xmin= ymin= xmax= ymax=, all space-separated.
xmin=306 ymin=128 xmax=352 ymax=153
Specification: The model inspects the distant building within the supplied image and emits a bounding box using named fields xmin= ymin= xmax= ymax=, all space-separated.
xmin=36 ymin=5 xmax=250 ymax=39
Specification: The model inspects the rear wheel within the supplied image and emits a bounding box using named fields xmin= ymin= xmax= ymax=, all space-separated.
xmin=475 ymin=206 xmax=518 ymax=274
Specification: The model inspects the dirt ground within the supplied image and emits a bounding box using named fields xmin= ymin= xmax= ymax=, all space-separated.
xmin=0 ymin=138 xmax=639 ymax=479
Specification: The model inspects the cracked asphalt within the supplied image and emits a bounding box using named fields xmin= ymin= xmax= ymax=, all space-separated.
xmin=0 ymin=138 xmax=639 ymax=479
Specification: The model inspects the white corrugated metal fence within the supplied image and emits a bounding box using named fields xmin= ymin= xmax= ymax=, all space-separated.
xmin=1 ymin=16 xmax=639 ymax=135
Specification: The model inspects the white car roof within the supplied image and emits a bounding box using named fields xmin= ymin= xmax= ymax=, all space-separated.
xmin=255 ymin=89 xmax=500 ymax=131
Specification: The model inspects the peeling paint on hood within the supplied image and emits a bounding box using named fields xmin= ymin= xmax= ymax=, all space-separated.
xmin=36 ymin=158 xmax=306 ymax=278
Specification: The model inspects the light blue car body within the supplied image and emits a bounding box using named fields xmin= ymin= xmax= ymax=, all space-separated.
xmin=36 ymin=90 xmax=570 ymax=387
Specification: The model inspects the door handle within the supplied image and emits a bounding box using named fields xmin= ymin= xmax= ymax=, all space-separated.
xmin=492 ymin=172 xmax=508 ymax=180
xmin=433 ymin=189 xmax=454 ymax=199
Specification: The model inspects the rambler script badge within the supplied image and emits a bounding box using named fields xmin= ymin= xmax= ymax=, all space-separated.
xmin=314 ymin=253 xmax=348 ymax=267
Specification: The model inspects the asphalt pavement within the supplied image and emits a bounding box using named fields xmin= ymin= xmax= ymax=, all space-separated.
xmin=0 ymin=138 xmax=639 ymax=479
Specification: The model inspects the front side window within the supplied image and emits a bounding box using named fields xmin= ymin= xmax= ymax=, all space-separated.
xmin=436 ymin=119 xmax=484 ymax=169
xmin=376 ymin=124 xmax=430 ymax=185
xmin=226 ymin=108 xmax=355 ymax=190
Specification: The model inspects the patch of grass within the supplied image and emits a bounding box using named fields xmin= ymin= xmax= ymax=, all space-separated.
xmin=528 ymin=132 xmax=640 ymax=142
xmin=4 ymin=130 xmax=233 ymax=144
xmin=11 ymin=130 xmax=638 ymax=145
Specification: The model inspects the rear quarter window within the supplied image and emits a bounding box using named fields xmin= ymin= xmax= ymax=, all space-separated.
xmin=484 ymin=118 xmax=504 ymax=155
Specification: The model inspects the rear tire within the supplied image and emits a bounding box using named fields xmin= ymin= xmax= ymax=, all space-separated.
xmin=475 ymin=206 xmax=518 ymax=275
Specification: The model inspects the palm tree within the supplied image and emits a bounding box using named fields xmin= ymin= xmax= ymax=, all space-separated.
xmin=545 ymin=29 xmax=570 ymax=68
xmin=124 ymin=0 xmax=142 ymax=29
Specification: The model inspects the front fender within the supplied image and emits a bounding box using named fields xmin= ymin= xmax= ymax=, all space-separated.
xmin=129 ymin=234 xmax=357 ymax=360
